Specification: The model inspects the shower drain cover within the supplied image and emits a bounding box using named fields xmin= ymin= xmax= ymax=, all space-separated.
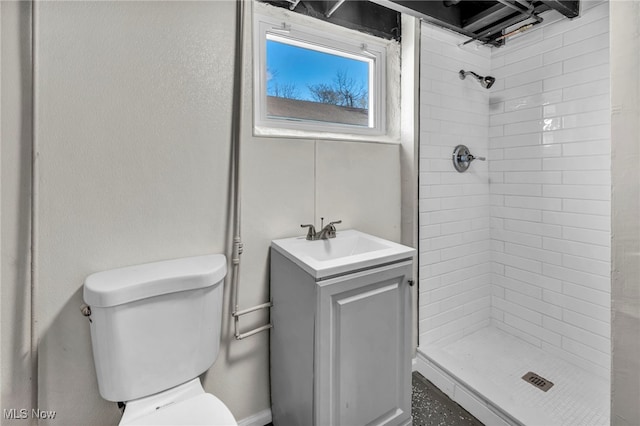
xmin=522 ymin=371 xmax=554 ymax=392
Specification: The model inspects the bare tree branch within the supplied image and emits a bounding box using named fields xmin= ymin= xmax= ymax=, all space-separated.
xmin=308 ymin=69 xmax=368 ymax=108
xmin=267 ymin=67 xmax=301 ymax=99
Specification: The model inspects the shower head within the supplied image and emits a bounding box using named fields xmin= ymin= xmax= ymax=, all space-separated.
xmin=459 ymin=70 xmax=496 ymax=89
xmin=483 ymin=76 xmax=496 ymax=89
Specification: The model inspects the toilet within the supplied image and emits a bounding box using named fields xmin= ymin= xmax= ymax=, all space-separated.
xmin=83 ymin=254 xmax=237 ymax=426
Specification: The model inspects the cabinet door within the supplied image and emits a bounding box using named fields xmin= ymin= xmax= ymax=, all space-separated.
xmin=316 ymin=261 xmax=412 ymax=426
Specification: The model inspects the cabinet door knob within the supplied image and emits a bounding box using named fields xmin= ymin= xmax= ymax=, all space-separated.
xmin=408 ymin=280 xmax=414 ymax=287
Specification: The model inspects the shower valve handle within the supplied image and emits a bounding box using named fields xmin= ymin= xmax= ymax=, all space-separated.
xmin=453 ymin=145 xmax=485 ymax=173
xmin=460 ymin=154 xmax=485 ymax=162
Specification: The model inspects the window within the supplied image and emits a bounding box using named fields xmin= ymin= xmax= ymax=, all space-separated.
xmin=254 ymin=12 xmax=387 ymax=137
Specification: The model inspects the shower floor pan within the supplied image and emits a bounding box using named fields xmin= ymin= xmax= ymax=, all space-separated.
xmin=416 ymin=327 xmax=609 ymax=426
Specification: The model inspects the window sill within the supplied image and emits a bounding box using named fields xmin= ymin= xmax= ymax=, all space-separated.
xmin=253 ymin=125 xmax=401 ymax=144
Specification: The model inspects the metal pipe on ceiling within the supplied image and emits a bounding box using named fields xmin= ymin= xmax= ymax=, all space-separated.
xmin=496 ymin=0 xmax=530 ymax=14
xmin=288 ymin=0 xmax=301 ymax=10
xmin=496 ymin=0 xmax=543 ymax=23
xmin=326 ymin=0 xmax=347 ymax=18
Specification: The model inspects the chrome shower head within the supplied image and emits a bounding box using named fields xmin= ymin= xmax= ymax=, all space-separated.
xmin=482 ymin=75 xmax=496 ymax=89
xmin=459 ymin=70 xmax=495 ymax=89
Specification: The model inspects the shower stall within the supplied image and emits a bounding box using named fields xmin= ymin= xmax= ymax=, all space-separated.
xmin=416 ymin=2 xmax=611 ymax=425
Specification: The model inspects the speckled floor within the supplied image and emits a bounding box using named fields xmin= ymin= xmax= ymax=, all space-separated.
xmin=412 ymin=371 xmax=484 ymax=426
xmin=266 ymin=372 xmax=483 ymax=426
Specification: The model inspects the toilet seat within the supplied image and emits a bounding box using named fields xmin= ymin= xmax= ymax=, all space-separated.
xmin=119 ymin=379 xmax=237 ymax=426
xmin=120 ymin=393 xmax=237 ymax=426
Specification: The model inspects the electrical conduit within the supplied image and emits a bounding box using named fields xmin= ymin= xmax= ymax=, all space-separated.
xmin=230 ymin=0 xmax=272 ymax=340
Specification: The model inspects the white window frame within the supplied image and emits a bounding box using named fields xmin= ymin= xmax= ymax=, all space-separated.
xmin=254 ymin=11 xmax=387 ymax=137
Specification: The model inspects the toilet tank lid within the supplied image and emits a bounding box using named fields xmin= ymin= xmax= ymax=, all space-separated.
xmin=83 ymin=254 xmax=227 ymax=308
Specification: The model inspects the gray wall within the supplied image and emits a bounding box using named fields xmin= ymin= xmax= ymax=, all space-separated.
xmin=1 ymin=1 xmax=404 ymax=424
xmin=610 ymin=1 xmax=640 ymax=424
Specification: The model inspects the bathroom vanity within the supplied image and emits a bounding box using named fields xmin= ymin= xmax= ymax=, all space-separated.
xmin=270 ymin=230 xmax=415 ymax=426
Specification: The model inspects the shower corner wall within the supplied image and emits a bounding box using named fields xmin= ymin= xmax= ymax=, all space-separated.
xmin=417 ymin=2 xmax=611 ymax=424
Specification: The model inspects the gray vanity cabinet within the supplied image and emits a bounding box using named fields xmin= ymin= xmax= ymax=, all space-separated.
xmin=270 ymin=248 xmax=413 ymax=426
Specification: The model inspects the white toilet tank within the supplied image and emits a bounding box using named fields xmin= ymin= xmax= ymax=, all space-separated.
xmin=83 ymin=255 xmax=227 ymax=403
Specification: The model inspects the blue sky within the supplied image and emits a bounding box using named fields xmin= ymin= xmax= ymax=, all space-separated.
xmin=266 ymin=39 xmax=369 ymax=102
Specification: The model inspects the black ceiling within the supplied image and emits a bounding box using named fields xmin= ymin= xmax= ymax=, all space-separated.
xmin=261 ymin=0 xmax=580 ymax=47
xmin=377 ymin=0 xmax=580 ymax=46
xmin=260 ymin=0 xmax=402 ymax=40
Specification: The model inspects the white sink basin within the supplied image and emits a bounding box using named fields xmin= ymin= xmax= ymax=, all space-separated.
xmin=271 ymin=229 xmax=415 ymax=279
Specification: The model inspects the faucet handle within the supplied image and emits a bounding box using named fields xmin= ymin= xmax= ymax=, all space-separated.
xmin=300 ymin=224 xmax=316 ymax=240
xmin=324 ymin=220 xmax=342 ymax=239
xmin=326 ymin=220 xmax=342 ymax=231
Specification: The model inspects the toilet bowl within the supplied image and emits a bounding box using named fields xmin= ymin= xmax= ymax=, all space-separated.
xmin=119 ymin=379 xmax=236 ymax=426
xmin=83 ymin=255 xmax=237 ymax=426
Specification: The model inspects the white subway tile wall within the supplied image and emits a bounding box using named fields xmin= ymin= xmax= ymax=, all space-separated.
xmin=419 ymin=0 xmax=611 ymax=378
xmin=418 ymin=25 xmax=492 ymax=346
xmin=490 ymin=1 xmax=610 ymax=377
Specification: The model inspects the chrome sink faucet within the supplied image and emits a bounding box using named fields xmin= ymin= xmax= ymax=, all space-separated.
xmin=300 ymin=218 xmax=342 ymax=240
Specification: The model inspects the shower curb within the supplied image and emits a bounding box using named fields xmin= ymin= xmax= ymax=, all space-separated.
xmin=413 ymin=350 xmax=522 ymax=426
